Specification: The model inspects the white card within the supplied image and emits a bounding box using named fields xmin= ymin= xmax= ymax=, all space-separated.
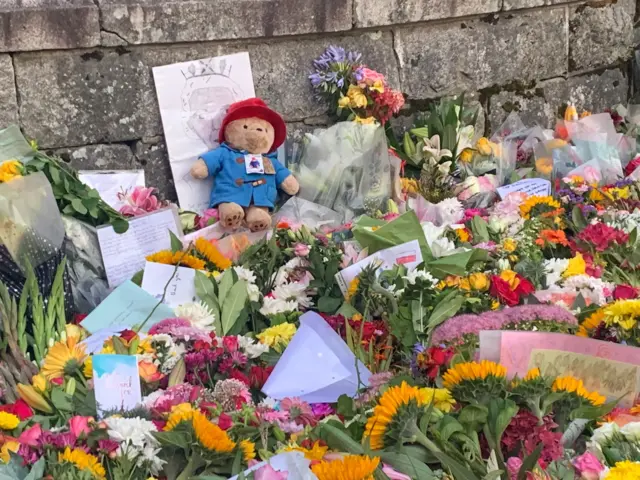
xmin=79 ymin=170 xmax=145 ymax=210
xmin=496 ymin=178 xmax=551 ymax=199
xmin=141 ymin=261 xmax=198 ymax=308
xmin=92 ymin=354 xmax=142 ymax=418
xmin=97 ymin=207 xmax=183 ymax=288
xmin=245 ymin=154 xmax=264 ymax=174
xmin=335 ymin=240 xmax=423 ymax=295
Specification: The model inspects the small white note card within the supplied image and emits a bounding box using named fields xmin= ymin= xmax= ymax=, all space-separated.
xmin=496 ymin=178 xmax=551 ymax=199
xmin=92 ymin=354 xmax=142 ymax=418
xmin=97 ymin=207 xmax=183 ymax=288
xmin=141 ymin=261 xmax=198 ymax=308
xmin=79 ymin=170 xmax=145 ymax=210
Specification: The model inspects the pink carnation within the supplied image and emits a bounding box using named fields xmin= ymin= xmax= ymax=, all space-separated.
xmin=148 ymin=318 xmax=211 ymax=343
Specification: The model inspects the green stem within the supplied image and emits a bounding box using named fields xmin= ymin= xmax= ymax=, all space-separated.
xmin=177 ymin=453 xmax=204 ymax=480
xmin=411 ymin=428 xmax=442 ymax=454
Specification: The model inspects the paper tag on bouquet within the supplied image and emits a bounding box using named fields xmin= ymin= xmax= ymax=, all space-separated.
xmin=335 ymin=240 xmax=422 ymax=295
xmin=262 ymin=311 xmax=372 ymax=403
xmin=496 ymin=178 xmax=551 ymax=199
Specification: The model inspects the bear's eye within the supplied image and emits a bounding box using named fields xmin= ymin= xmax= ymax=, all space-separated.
xmin=243 ymin=125 xmax=248 ymax=129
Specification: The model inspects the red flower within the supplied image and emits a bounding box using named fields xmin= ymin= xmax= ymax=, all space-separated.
xmin=229 ymin=369 xmax=250 ymax=386
xmin=217 ymin=413 xmax=233 ymax=430
xmin=249 ymin=365 xmax=274 ymax=389
xmin=73 ymin=313 xmax=87 ymax=325
xmin=490 ymin=276 xmax=519 ymax=306
xmin=193 ymin=340 xmax=209 ymax=352
xmin=578 ymin=223 xmax=629 ymax=252
xmin=625 ymin=156 xmax=640 ymax=177
xmin=514 ymin=276 xmax=535 ymax=296
xmin=119 ymin=329 xmax=138 ymax=343
xmin=222 ymin=336 xmax=239 ymax=352
xmin=416 ymin=346 xmax=454 ymax=380
xmin=152 ymin=420 xmax=166 ymax=431
xmin=0 ymin=399 xmax=33 ymax=420
xmin=614 ymin=284 xmax=639 ymax=300
xmin=50 ymin=377 xmax=64 ymax=386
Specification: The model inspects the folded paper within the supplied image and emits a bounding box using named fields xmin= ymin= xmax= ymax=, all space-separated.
xmin=141 ymin=261 xmax=198 ymax=308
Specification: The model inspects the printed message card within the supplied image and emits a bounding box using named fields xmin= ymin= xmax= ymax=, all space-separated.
xmin=92 ymin=355 xmax=142 ymax=417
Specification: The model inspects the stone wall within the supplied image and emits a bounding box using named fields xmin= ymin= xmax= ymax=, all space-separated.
xmin=0 ymin=0 xmax=636 ymax=201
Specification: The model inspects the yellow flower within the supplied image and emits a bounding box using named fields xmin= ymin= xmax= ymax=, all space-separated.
xmin=562 ymin=253 xmax=586 ymax=278
xmin=491 ymin=300 xmax=500 ymax=310
xmin=502 ymin=238 xmax=517 ymax=253
xmin=192 ymin=411 xmax=236 ymax=453
xmin=240 ymin=439 xmax=256 ymax=462
xmin=476 ymin=137 xmax=493 ymax=156
xmin=338 ymin=96 xmax=351 ymax=109
xmin=0 ymin=160 xmax=23 ymax=183
xmin=282 ymin=440 xmax=328 ymax=461
xmin=524 ymin=368 xmax=541 ymax=381
xmin=604 ymin=187 xmax=630 ymax=201
xmin=422 ymin=388 xmax=456 ymax=413
xmin=455 ymin=228 xmax=470 ymax=242
xmin=364 ymin=382 xmax=452 ymax=450
xmin=577 ymin=310 xmax=605 ymax=338
xmin=312 ymin=455 xmax=380 ymax=480
xmin=458 ymin=277 xmax=471 ymax=292
xmin=459 ymin=149 xmax=474 ymax=163
xmin=519 ymin=196 xmax=561 ymax=219
xmin=83 ymin=357 xmax=93 ymax=379
xmin=256 ymin=323 xmax=297 ymax=352
xmin=355 ymin=116 xmax=376 ymax=125
xmin=195 ymin=237 xmax=232 ymax=271
xmin=165 ymin=403 xmax=195 ymax=431
xmin=0 ymin=412 xmax=19 ymax=430
xmin=41 ymin=336 xmax=88 ymax=380
xmin=442 ymin=360 xmax=507 ymax=390
xmin=31 ymin=373 xmax=47 ymax=393
xmin=370 ymin=80 xmax=385 ymax=94
xmin=564 ymin=104 xmax=578 ymax=122
xmin=552 ymin=375 xmax=605 ymax=406
xmin=588 ymin=188 xmax=605 ymax=202
xmin=535 ymin=157 xmax=553 ymax=176
xmin=146 ymin=250 xmax=206 ymax=270
xmin=401 ymin=178 xmax=418 ymax=195
xmin=0 ymin=441 xmax=19 ymax=463
xmin=58 ymin=447 xmax=106 ymax=480
xmin=347 ymin=85 xmax=368 ymax=109
xmin=346 ymin=277 xmax=360 ymax=301
xmin=499 ymin=270 xmax=520 ymax=291
xmin=603 ymin=299 xmax=640 ymax=331
xmin=604 ymin=460 xmax=640 ymax=480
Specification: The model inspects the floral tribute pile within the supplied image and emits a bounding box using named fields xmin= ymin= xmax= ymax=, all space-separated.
xmin=3 ymin=46 xmax=640 ymax=480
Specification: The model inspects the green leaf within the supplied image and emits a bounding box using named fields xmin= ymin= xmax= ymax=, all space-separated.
xmin=0 ymin=455 xmax=29 ymax=480
xmin=195 ymin=271 xmax=215 ymax=299
xmin=49 ymin=166 xmax=61 ymax=184
xmin=427 ymin=294 xmax=463 ymax=331
xmin=318 ymin=422 xmax=365 ymax=455
xmin=24 ymin=457 xmax=45 ymax=480
xmin=471 ymin=216 xmax=489 ymax=243
xmin=50 ymin=388 xmax=74 ymax=412
xmin=439 ymin=416 xmax=465 ymax=443
xmin=71 ymin=198 xmax=88 ymax=214
xmin=318 ymin=295 xmax=342 ymax=313
xmin=518 ymin=443 xmax=544 ymax=480
xmin=458 ymin=404 xmax=489 ymax=432
xmin=570 ymin=400 xmax=618 ymax=421
xmin=410 ymin=127 xmax=430 ymax=139
xmin=131 ymin=270 xmax=144 ymax=286
xmin=403 ymin=132 xmax=418 ymax=164
xmin=218 ymin=270 xmax=234 ymax=304
xmin=153 ymin=430 xmax=190 ymax=450
xmin=572 ymin=205 xmax=588 ymax=229
xmin=378 ymin=451 xmax=435 ymax=479
xmin=111 ymin=218 xmax=129 ymax=234
xmin=111 ymin=336 xmax=129 ymax=355
xmin=170 ymin=231 xmax=183 ymax=253
xmin=432 ymin=451 xmax=481 ymax=480
xmin=428 ymin=249 xmax=488 ymax=278
xmin=220 ymin=280 xmax=248 ymax=335
xmin=336 ymin=395 xmax=355 ymax=417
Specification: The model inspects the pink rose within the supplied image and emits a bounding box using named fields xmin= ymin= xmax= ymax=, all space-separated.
xmin=506 ymin=457 xmax=523 ymax=480
xmin=573 ymin=452 xmax=604 ymax=480
xmin=18 ymin=424 xmax=42 ymax=447
xmin=69 ymin=415 xmax=93 ymax=438
xmin=197 ymin=209 xmax=219 ymax=230
xmin=293 ymin=243 xmax=311 ymax=257
xmin=254 ymin=464 xmax=287 ymax=480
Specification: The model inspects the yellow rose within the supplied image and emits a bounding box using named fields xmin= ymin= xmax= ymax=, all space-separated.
xmin=459 ymin=149 xmax=474 ymax=163
xmin=347 ymin=85 xmax=368 ymax=108
xmin=32 ymin=373 xmax=47 ymax=393
xmin=499 ymin=270 xmax=520 ymax=291
xmin=458 ymin=278 xmax=471 ymax=292
xmin=338 ymin=96 xmax=351 ymax=109
xmin=502 ymin=239 xmax=517 ymax=253
xmin=370 ymin=80 xmax=385 ymax=94
xmin=476 ymin=137 xmax=492 ymax=156
xmin=444 ymin=276 xmax=461 ymax=288
xmin=468 ymin=273 xmax=489 ymax=291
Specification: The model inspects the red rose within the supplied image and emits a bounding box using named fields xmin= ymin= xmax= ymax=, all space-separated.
xmin=614 ymin=284 xmax=639 ymax=300
xmin=515 ymin=275 xmax=535 ymax=296
xmin=119 ymin=329 xmax=138 ymax=343
xmin=229 ymin=369 xmax=250 ymax=386
xmin=490 ymin=276 xmax=519 ymax=307
xmin=0 ymin=399 xmax=33 ymax=420
xmin=193 ymin=340 xmax=209 ymax=352
xmin=249 ymin=365 xmax=274 ymax=389
xmin=217 ymin=413 xmax=233 ymax=430
xmin=222 ymin=336 xmax=239 ymax=352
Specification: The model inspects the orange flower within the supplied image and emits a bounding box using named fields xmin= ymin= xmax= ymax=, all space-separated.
xmin=535 ymin=229 xmax=569 ymax=247
xmin=138 ymin=361 xmax=163 ymax=383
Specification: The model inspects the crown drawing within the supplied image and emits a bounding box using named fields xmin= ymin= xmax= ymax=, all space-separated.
xmin=182 ymin=59 xmax=233 ymax=80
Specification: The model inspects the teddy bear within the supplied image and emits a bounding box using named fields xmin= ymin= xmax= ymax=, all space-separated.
xmin=190 ymin=98 xmax=299 ymax=232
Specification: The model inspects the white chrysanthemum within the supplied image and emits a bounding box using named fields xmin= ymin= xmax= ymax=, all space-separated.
xmin=436 ymin=197 xmax=464 ymax=225
xmin=237 ymin=335 xmax=269 ymax=358
xmin=273 ymin=282 xmax=313 ymax=309
xmin=403 ymin=269 xmax=437 ymax=287
xmin=174 ymin=301 xmax=215 ymax=331
xmin=139 ymin=445 xmax=166 ymax=475
xmin=591 ymin=422 xmax=619 ymax=446
xmin=259 ymin=297 xmax=297 ymax=316
xmin=104 ymin=417 xmax=159 ymax=449
xmin=273 ymin=257 xmax=309 ymax=286
xmin=562 ymin=274 xmax=613 ymax=306
xmin=233 ymin=266 xmax=257 ymax=284
xmin=543 ymin=258 xmax=570 ymax=287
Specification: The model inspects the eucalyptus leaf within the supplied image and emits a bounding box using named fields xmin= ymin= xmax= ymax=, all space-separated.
xmin=218 ymin=270 xmax=234 ymax=304
xmin=220 ymin=280 xmax=248 ymax=334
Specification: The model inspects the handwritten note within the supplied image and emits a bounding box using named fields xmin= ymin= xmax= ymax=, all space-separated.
xmin=97 ymin=207 xmax=182 ymax=288
xmin=80 ymin=281 xmax=174 ymax=334
xmin=79 ymin=170 xmax=145 ymax=210
xmin=496 ymin=178 xmax=551 ymax=199
xmin=141 ymin=261 xmax=198 ymax=308
xmin=530 ymin=349 xmax=640 ymax=407
xmin=92 ymin=355 xmax=142 ymax=418
xmin=335 ymin=240 xmax=422 ymax=295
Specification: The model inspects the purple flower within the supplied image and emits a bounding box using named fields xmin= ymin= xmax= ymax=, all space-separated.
xmin=501 ymin=304 xmax=578 ymax=326
xmin=311 ymin=403 xmax=334 ymax=419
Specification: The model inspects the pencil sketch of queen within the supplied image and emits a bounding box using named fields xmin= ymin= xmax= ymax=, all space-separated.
xmin=181 ymin=58 xmax=246 ymax=149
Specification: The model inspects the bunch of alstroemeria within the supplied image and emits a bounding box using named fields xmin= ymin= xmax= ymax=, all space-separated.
xmin=309 ymin=46 xmax=404 ymax=125
xmin=580 ymin=421 xmax=640 ymax=479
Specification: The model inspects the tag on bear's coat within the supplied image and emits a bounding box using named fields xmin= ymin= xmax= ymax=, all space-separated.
xmin=245 ymin=154 xmax=264 ymax=174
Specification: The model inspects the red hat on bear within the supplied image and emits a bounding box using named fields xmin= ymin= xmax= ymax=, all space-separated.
xmin=218 ymin=98 xmax=286 ymax=153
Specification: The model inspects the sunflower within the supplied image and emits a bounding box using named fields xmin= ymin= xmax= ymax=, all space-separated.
xmin=195 ymin=237 xmax=232 ymax=271
xmin=164 ymin=403 xmax=196 ymax=431
xmin=442 ymin=360 xmax=507 ymax=390
xmin=311 ymin=455 xmax=380 ymax=480
xmin=576 ymin=310 xmax=605 ymax=338
xmin=519 ymin=195 xmax=561 ymax=219
xmin=58 ymin=447 xmax=106 ymax=480
xmin=281 ymin=440 xmax=328 ymax=461
xmin=41 ymin=336 xmax=88 ymax=380
xmin=345 ymin=277 xmax=360 ymax=301
xmin=604 ymin=300 xmax=640 ymax=331
xmin=146 ymin=250 xmax=206 ymax=270
xmin=523 ymin=367 xmax=541 ymax=382
xmin=603 ymin=460 xmax=640 ymax=480
xmin=363 ymin=381 xmax=451 ymax=450
xmin=239 ymin=439 xmax=256 ymax=462
xmin=192 ymin=411 xmax=236 ymax=453
xmin=552 ymin=375 xmax=605 ymax=406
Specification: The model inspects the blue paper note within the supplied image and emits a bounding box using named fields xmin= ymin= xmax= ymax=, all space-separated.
xmin=93 ymin=355 xmax=142 ymax=417
xmin=80 ymin=281 xmax=174 ymax=334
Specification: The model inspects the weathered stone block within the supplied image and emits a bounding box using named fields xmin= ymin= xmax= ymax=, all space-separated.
xmin=354 ymin=0 xmax=499 ymax=28
xmin=0 ymin=55 xmax=18 ymax=129
xmin=395 ymin=9 xmax=567 ymax=100
xmin=569 ymin=0 xmax=635 ymax=72
xmin=15 ymin=31 xmax=398 ymax=147
xmin=488 ymin=69 xmax=628 ymax=131
xmin=99 ymin=0 xmax=353 ymax=45
xmin=503 ymin=0 xmax=573 ymax=10
xmin=133 ymin=137 xmax=177 ymax=203
xmin=0 ymin=0 xmax=100 ymax=52
xmin=52 ymin=144 xmax=136 ymax=170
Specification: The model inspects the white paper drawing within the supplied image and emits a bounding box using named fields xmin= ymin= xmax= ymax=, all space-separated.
xmin=78 ymin=170 xmax=145 ymax=210
xmin=153 ymin=53 xmax=256 ymax=213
